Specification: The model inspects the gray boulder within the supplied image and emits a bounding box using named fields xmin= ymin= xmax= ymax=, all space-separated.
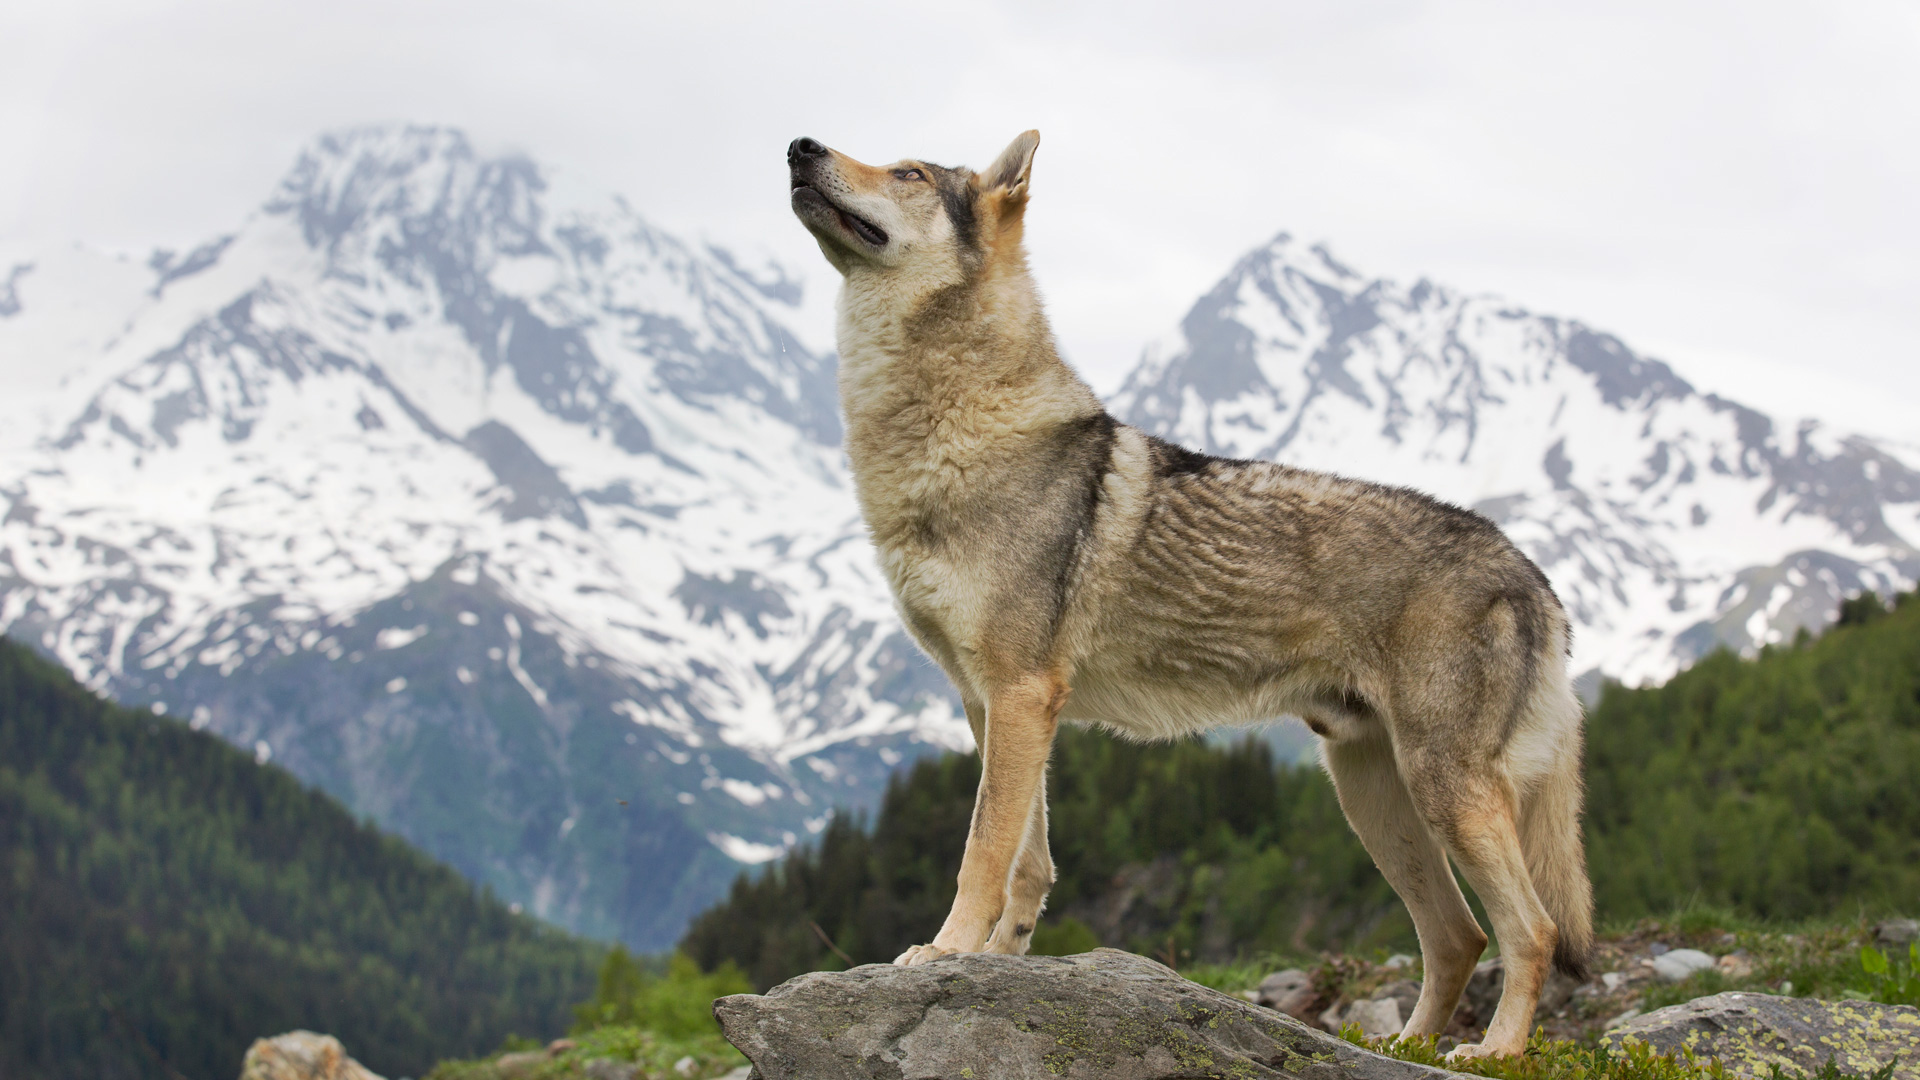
xmin=1601 ymin=992 xmax=1920 ymax=1080
xmin=714 ymin=949 xmax=1461 ymax=1080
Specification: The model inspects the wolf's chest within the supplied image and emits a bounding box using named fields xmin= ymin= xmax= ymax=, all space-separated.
xmin=869 ymin=537 xmax=1003 ymax=693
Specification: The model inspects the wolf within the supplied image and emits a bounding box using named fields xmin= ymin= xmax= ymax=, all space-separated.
xmin=786 ymin=131 xmax=1594 ymax=1058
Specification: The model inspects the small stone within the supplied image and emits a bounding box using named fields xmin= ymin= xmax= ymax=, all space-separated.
xmin=1253 ymin=967 xmax=1318 ymax=1020
xmin=1648 ymin=942 xmax=1671 ymax=957
xmin=1876 ymin=919 xmax=1920 ymax=948
xmin=1346 ymin=998 xmax=1403 ymax=1037
xmin=1376 ymin=980 xmax=1421 ymax=1020
xmin=1601 ymin=971 xmax=1627 ymax=992
xmin=494 ymin=1051 xmax=547 ymax=1079
xmin=1716 ymin=952 xmax=1754 ymax=979
xmin=1651 ymin=948 xmax=1715 ymax=982
xmin=1382 ymin=953 xmax=1416 ymax=970
xmin=673 ymin=1056 xmax=697 ymax=1076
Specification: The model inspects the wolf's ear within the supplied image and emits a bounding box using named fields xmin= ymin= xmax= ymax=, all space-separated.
xmin=980 ymin=130 xmax=1040 ymax=200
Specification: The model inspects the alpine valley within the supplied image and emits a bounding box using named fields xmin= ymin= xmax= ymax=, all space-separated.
xmin=3 ymin=127 xmax=1916 ymax=948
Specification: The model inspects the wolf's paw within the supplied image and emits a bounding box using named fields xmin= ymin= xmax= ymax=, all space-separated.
xmin=894 ymin=943 xmax=957 ymax=966
xmin=1446 ymin=1041 xmax=1519 ymax=1062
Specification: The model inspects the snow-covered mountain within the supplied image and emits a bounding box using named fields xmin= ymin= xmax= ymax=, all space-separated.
xmin=4 ymin=129 xmax=1916 ymax=947
xmin=1112 ymin=236 xmax=1920 ymax=685
xmin=0 ymin=127 xmax=966 ymax=947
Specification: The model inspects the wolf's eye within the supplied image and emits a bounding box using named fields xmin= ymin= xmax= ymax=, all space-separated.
xmin=894 ymin=169 xmax=924 ymax=182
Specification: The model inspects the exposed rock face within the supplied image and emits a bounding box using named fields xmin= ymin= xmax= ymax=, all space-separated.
xmin=1601 ymin=993 xmax=1920 ymax=1080
xmin=239 ymin=1031 xmax=385 ymax=1080
xmin=713 ymin=950 xmax=1460 ymax=1080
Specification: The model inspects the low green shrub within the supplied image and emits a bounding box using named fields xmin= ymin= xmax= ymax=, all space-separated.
xmin=1850 ymin=942 xmax=1920 ymax=1007
xmin=426 ymin=950 xmax=753 ymax=1079
xmin=570 ymin=948 xmax=750 ymax=1038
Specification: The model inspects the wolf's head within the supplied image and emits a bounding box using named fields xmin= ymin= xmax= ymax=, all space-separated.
xmin=787 ymin=131 xmax=1040 ymax=288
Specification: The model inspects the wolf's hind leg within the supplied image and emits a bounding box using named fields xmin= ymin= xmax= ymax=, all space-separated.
xmin=1321 ymin=733 xmax=1486 ymax=1038
xmin=1404 ymin=763 xmax=1556 ymax=1060
xmin=985 ymin=784 xmax=1054 ymax=954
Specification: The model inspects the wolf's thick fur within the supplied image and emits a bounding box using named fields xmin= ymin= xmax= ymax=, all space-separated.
xmin=786 ymin=132 xmax=1594 ymax=1058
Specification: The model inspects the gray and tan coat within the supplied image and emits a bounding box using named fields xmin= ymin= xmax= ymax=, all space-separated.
xmin=786 ymin=131 xmax=1593 ymax=1059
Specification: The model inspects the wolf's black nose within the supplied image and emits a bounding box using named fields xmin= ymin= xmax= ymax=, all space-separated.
xmin=788 ymin=137 xmax=827 ymax=165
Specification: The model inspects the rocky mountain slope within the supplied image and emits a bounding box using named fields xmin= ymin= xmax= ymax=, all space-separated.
xmin=3 ymin=128 xmax=1916 ymax=947
xmin=0 ymin=127 xmax=966 ymax=947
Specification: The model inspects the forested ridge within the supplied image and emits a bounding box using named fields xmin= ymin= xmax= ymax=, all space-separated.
xmin=0 ymin=637 xmax=603 ymax=1080
xmin=684 ymin=591 xmax=1920 ymax=989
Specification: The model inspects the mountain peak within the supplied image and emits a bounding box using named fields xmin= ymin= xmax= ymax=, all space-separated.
xmin=265 ymin=124 xmax=543 ymax=256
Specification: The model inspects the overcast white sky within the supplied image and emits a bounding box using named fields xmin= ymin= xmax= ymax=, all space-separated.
xmin=4 ymin=0 xmax=1917 ymax=440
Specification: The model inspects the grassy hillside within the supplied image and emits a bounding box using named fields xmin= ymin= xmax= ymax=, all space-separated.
xmin=0 ymin=637 xmax=603 ymax=1080
xmin=684 ymin=591 xmax=1920 ymax=988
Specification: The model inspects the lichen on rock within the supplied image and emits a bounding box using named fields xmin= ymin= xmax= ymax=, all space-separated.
xmin=1600 ymin=992 xmax=1920 ymax=1080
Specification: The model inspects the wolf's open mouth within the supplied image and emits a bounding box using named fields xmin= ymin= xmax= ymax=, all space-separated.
xmin=836 ymin=209 xmax=888 ymax=247
xmin=792 ymin=180 xmax=888 ymax=247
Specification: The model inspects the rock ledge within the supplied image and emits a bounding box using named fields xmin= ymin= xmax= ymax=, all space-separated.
xmin=714 ymin=948 xmax=1460 ymax=1080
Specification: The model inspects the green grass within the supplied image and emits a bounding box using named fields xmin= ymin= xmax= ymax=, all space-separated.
xmin=1607 ymin=913 xmax=1916 ymax=1014
xmin=422 ymin=1025 xmax=744 ymax=1080
xmin=1342 ymin=1027 xmax=1897 ymax=1080
xmin=1178 ymin=952 xmax=1297 ymax=995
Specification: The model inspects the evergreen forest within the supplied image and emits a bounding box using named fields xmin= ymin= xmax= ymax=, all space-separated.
xmin=682 ymin=590 xmax=1920 ymax=988
xmin=0 ymin=637 xmax=603 ymax=1080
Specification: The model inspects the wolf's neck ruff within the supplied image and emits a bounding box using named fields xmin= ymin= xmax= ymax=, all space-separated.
xmin=835 ymin=261 xmax=1105 ymax=556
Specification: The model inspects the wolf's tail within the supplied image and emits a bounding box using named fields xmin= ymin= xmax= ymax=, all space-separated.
xmin=1520 ymin=685 xmax=1595 ymax=981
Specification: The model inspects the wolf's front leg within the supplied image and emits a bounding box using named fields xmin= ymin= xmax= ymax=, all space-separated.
xmin=896 ymin=674 xmax=1064 ymax=966
xmin=985 ymin=784 xmax=1054 ymax=954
